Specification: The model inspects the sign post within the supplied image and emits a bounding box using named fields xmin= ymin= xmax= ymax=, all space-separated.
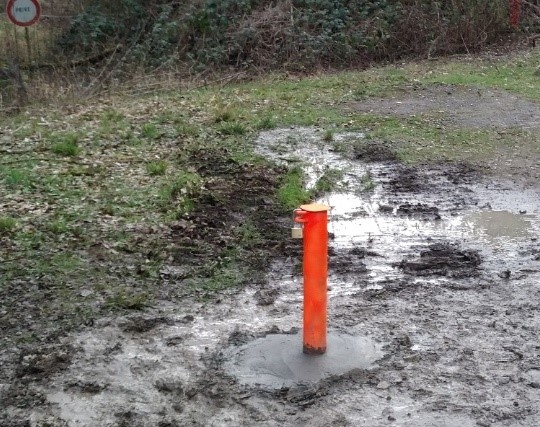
xmin=6 ymin=0 xmax=41 ymax=27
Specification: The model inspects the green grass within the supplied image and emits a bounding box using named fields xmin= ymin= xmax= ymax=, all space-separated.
xmin=0 ymin=216 xmax=17 ymax=233
xmin=314 ymin=168 xmax=343 ymax=195
xmin=146 ymin=160 xmax=167 ymax=176
xmin=155 ymin=111 xmax=186 ymax=125
xmin=1 ymin=167 xmax=32 ymax=188
xmin=421 ymin=54 xmax=540 ymax=102
xmin=323 ymin=129 xmax=334 ymax=142
xmin=186 ymin=250 xmax=246 ymax=294
xmin=67 ymin=165 xmax=104 ymax=177
xmin=99 ymin=203 xmax=115 ymax=216
xmin=47 ymin=219 xmax=69 ymax=234
xmin=141 ymin=122 xmax=160 ymax=139
xmin=98 ymin=109 xmax=129 ymax=136
xmin=33 ymin=252 xmax=83 ymax=277
xmin=101 ymin=109 xmax=125 ymax=123
xmin=360 ymin=170 xmax=375 ymax=192
xmin=50 ymin=132 xmax=81 ymax=156
xmin=218 ymin=121 xmax=247 ymax=135
xmin=236 ymin=222 xmax=263 ymax=247
xmin=158 ymin=171 xmax=203 ymax=213
xmin=105 ymin=290 xmax=149 ymax=310
xmin=255 ymin=116 xmax=277 ymax=130
xmin=174 ymin=122 xmax=200 ymax=138
xmin=277 ymin=166 xmax=311 ymax=210
xmin=214 ymin=106 xmax=236 ymax=123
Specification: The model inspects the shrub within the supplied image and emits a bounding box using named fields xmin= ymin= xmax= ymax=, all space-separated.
xmin=56 ymin=0 xmax=515 ymax=72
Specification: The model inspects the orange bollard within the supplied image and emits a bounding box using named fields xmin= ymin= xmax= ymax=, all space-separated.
xmin=294 ymin=203 xmax=330 ymax=355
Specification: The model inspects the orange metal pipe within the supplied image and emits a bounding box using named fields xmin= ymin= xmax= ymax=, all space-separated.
xmin=294 ymin=203 xmax=330 ymax=355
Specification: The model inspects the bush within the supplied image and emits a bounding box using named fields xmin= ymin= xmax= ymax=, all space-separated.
xmin=57 ymin=0 xmax=147 ymax=57
xmin=391 ymin=0 xmax=509 ymax=57
xmin=56 ymin=0 xmax=520 ymax=72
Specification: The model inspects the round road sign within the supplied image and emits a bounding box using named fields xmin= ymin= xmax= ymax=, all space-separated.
xmin=6 ymin=0 xmax=41 ymax=27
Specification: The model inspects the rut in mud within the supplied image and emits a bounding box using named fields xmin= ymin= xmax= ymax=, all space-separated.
xmin=2 ymin=79 xmax=540 ymax=427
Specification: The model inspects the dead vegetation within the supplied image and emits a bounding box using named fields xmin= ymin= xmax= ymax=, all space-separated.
xmin=1 ymin=0 xmax=539 ymax=110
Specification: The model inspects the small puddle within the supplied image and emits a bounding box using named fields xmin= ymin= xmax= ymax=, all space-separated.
xmin=459 ymin=210 xmax=533 ymax=242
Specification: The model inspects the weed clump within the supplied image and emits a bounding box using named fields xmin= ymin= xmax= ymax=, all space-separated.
xmin=146 ymin=160 xmax=167 ymax=176
xmin=277 ymin=166 xmax=311 ymax=210
xmin=50 ymin=133 xmax=80 ymax=157
xmin=219 ymin=122 xmax=247 ymax=136
xmin=0 ymin=217 xmax=17 ymax=234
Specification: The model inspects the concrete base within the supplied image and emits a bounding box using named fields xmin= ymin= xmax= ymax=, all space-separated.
xmin=223 ymin=332 xmax=383 ymax=389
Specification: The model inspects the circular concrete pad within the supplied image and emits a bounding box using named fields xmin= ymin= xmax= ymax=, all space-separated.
xmin=224 ymin=332 xmax=383 ymax=389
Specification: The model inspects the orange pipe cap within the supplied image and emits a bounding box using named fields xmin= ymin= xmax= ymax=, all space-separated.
xmin=299 ymin=203 xmax=330 ymax=212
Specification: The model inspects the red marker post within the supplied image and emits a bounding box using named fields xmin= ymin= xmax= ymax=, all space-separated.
xmin=294 ymin=203 xmax=330 ymax=355
xmin=510 ymin=0 xmax=522 ymax=28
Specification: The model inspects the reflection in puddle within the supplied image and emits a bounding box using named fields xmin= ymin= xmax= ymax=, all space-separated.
xmin=254 ymin=127 xmax=540 ymax=278
xmin=329 ymin=201 xmax=535 ymax=251
xmin=460 ymin=210 xmax=533 ymax=242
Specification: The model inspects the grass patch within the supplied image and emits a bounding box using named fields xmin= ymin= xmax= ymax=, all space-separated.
xmin=174 ymin=122 xmax=199 ymax=138
xmin=99 ymin=203 xmax=115 ymax=216
xmin=141 ymin=122 xmax=160 ymax=139
xmin=158 ymin=171 xmax=203 ymax=212
xmin=214 ymin=106 xmax=236 ymax=123
xmin=187 ymin=251 xmax=246 ymax=294
xmin=277 ymin=166 xmax=311 ymax=210
xmin=236 ymin=222 xmax=263 ymax=247
xmin=67 ymin=165 xmax=104 ymax=177
xmin=421 ymin=54 xmax=540 ymax=102
xmin=0 ymin=216 xmax=17 ymax=233
xmin=255 ymin=116 xmax=277 ymax=130
xmin=50 ymin=133 xmax=81 ymax=156
xmin=314 ymin=168 xmax=343 ymax=195
xmin=323 ymin=129 xmax=334 ymax=142
xmin=33 ymin=252 xmax=83 ymax=277
xmin=218 ymin=121 xmax=247 ymax=136
xmin=146 ymin=160 xmax=167 ymax=176
xmin=106 ymin=290 xmax=149 ymax=310
xmin=360 ymin=170 xmax=375 ymax=191
xmin=47 ymin=219 xmax=69 ymax=234
xmin=196 ymin=268 xmax=243 ymax=293
xmin=101 ymin=108 xmax=125 ymax=123
xmin=1 ymin=167 xmax=32 ymax=188
xmin=98 ymin=109 xmax=130 ymax=137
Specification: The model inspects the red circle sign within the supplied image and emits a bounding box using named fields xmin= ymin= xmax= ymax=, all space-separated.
xmin=6 ymin=0 xmax=41 ymax=27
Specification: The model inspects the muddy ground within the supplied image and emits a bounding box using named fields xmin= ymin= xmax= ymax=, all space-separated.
xmin=2 ymin=80 xmax=540 ymax=426
xmin=352 ymin=83 xmax=540 ymax=186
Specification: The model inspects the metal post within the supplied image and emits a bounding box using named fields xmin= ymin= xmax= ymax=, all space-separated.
xmin=510 ymin=0 xmax=522 ymax=27
xmin=294 ymin=203 xmax=330 ymax=355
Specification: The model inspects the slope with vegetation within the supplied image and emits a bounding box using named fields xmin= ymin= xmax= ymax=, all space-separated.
xmin=1 ymin=0 xmax=539 ymax=107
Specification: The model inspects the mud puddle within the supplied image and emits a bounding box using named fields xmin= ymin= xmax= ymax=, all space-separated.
xmin=11 ymin=127 xmax=540 ymax=427
xmin=258 ymin=127 xmax=540 ymax=280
